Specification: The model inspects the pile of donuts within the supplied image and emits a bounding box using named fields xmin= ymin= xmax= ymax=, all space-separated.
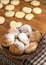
xmin=1 ymin=24 xmax=42 ymax=55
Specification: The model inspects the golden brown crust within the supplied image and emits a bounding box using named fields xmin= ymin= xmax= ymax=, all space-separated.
xmin=9 ymin=44 xmax=24 ymax=55
xmin=25 ymin=42 xmax=38 ymax=53
xmin=2 ymin=36 xmax=13 ymax=47
xmin=30 ymin=31 xmax=42 ymax=42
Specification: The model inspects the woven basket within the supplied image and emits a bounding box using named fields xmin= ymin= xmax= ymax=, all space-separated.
xmin=0 ymin=35 xmax=44 ymax=65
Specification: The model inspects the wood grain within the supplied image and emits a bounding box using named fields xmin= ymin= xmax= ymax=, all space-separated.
xmin=0 ymin=0 xmax=46 ymax=41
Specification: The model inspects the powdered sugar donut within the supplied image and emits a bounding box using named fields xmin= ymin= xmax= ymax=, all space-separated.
xmin=20 ymin=24 xmax=32 ymax=36
xmin=8 ymin=28 xmax=20 ymax=38
xmin=9 ymin=40 xmax=25 ymax=55
xmin=2 ymin=33 xmax=15 ymax=47
xmin=25 ymin=42 xmax=38 ymax=53
xmin=18 ymin=33 xmax=29 ymax=45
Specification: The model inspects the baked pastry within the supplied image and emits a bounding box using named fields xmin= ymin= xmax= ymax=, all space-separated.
xmin=30 ymin=31 xmax=42 ymax=42
xmin=25 ymin=42 xmax=38 ymax=53
xmin=1 ymin=24 xmax=40 ymax=55
xmin=9 ymin=40 xmax=25 ymax=55
xmin=18 ymin=33 xmax=29 ymax=45
xmin=2 ymin=33 xmax=14 ymax=47
xmin=8 ymin=28 xmax=20 ymax=38
xmin=20 ymin=24 xmax=32 ymax=36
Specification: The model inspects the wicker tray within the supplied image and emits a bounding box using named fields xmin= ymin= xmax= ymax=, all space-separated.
xmin=0 ymin=37 xmax=43 ymax=65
